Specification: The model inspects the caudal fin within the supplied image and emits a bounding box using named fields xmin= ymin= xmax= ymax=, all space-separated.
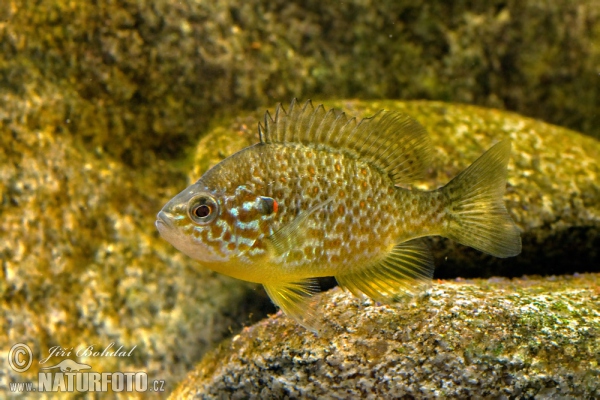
xmin=442 ymin=140 xmax=521 ymax=258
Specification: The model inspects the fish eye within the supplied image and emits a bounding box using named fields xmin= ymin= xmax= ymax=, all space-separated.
xmin=188 ymin=194 xmax=219 ymax=225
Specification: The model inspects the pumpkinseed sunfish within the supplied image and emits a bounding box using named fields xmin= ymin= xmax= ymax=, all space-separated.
xmin=156 ymin=100 xmax=521 ymax=331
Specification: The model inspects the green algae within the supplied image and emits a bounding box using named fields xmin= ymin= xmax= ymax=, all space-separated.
xmin=172 ymin=274 xmax=600 ymax=398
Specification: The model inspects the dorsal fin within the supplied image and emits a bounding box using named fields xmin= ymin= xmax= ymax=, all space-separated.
xmin=258 ymin=99 xmax=433 ymax=185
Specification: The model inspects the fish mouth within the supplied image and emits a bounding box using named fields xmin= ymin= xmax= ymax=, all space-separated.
xmin=155 ymin=211 xmax=172 ymax=230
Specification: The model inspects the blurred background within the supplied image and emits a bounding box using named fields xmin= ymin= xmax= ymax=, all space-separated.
xmin=1 ymin=1 xmax=598 ymax=167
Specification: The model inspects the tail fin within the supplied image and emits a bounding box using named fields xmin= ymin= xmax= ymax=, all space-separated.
xmin=442 ymin=140 xmax=521 ymax=258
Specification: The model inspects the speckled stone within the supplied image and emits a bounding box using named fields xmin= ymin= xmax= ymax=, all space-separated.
xmin=0 ymin=102 xmax=271 ymax=390
xmin=192 ymin=100 xmax=600 ymax=278
xmin=171 ymin=273 xmax=600 ymax=399
xmin=1 ymin=0 xmax=598 ymax=170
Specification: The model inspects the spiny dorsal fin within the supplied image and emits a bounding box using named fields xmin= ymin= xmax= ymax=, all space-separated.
xmin=258 ymin=99 xmax=433 ymax=185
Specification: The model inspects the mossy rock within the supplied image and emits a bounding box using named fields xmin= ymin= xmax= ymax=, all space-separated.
xmin=1 ymin=0 xmax=599 ymax=169
xmin=191 ymin=99 xmax=600 ymax=279
xmin=172 ymin=273 xmax=600 ymax=398
xmin=0 ymin=92 xmax=269 ymax=390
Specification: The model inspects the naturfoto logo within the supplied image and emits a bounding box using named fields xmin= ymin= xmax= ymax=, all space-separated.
xmin=8 ymin=343 xmax=165 ymax=394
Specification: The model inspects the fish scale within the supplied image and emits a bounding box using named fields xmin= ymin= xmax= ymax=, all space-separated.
xmin=271 ymin=144 xmax=395 ymax=272
xmin=222 ymin=142 xmax=399 ymax=274
xmin=156 ymin=100 xmax=521 ymax=331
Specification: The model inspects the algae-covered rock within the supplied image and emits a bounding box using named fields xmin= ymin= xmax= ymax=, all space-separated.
xmin=192 ymin=100 xmax=600 ymax=278
xmin=1 ymin=0 xmax=599 ymax=169
xmin=4 ymin=95 xmax=596 ymax=394
xmin=172 ymin=273 xmax=600 ymax=399
xmin=0 ymin=93 xmax=270 ymax=391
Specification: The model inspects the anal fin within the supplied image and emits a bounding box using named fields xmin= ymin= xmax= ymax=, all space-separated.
xmin=336 ymin=239 xmax=434 ymax=302
xmin=263 ymin=279 xmax=321 ymax=332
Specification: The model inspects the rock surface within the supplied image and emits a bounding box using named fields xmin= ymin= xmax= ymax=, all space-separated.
xmin=1 ymin=0 xmax=598 ymax=169
xmin=0 ymin=103 xmax=270 ymax=391
xmin=3 ymin=0 xmax=599 ymax=394
xmin=172 ymin=273 xmax=600 ymax=399
xmin=192 ymin=100 xmax=600 ymax=278
xmin=2 ymin=97 xmax=598 ymax=394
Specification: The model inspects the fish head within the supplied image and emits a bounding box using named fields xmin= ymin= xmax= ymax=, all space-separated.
xmin=156 ymin=180 xmax=276 ymax=278
xmin=156 ymin=181 xmax=229 ymax=265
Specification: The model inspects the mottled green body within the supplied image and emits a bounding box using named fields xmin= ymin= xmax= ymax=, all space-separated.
xmin=157 ymin=100 xmax=521 ymax=331
xmin=199 ymin=143 xmax=444 ymax=282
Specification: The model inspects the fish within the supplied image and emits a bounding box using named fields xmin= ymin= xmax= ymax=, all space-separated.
xmin=156 ymin=99 xmax=521 ymax=332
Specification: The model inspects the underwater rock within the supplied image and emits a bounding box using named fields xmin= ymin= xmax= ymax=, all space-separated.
xmin=1 ymin=0 xmax=599 ymax=169
xmin=192 ymin=100 xmax=600 ymax=278
xmin=171 ymin=273 xmax=600 ymax=399
xmin=0 ymin=94 xmax=269 ymax=390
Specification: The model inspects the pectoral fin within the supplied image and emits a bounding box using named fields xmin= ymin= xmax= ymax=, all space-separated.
xmin=267 ymin=199 xmax=332 ymax=257
xmin=336 ymin=239 xmax=434 ymax=302
xmin=263 ymin=279 xmax=321 ymax=332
